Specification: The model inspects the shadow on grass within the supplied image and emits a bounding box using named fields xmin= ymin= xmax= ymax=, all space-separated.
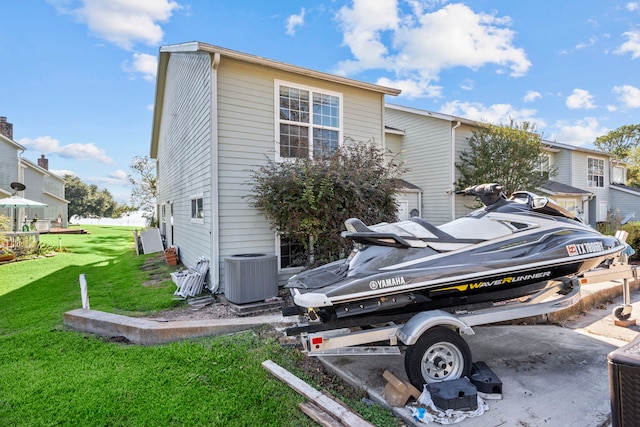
xmin=0 ymin=246 xmax=179 ymax=334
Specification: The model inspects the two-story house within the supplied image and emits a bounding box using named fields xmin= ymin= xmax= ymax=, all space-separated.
xmin=149 ymin=42 xmax=400 ymax=291
xmin=0 ymin=117 xmax=68 ymax=231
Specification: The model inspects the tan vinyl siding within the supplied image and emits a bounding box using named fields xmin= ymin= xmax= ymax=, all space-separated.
xmin=453 ymin=125 xmax=478 ymax=218
xmin=215 ymin=57 xmax=386 ymax=283
xmin=385 ymin=107 xmax=454 ymax=224
xmin=156 ymin=52 xmax=213 ymax=276
xmin=554 ymin=150 xmax=572 ymax=183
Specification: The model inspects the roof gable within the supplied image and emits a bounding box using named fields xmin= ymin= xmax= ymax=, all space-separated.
xmin=150 ymin=42 xmax=402 ymax=157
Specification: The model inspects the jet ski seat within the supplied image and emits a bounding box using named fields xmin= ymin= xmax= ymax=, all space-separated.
xmin=343 ymin=217 xmax=485 ymax=249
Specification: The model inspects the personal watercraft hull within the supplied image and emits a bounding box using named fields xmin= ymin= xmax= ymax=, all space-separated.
xmin=284 ymin=187 xmax=626 ymax=323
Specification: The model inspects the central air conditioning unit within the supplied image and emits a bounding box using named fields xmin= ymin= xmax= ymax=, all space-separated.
xmin=224 ymin=253 xmax=278 ymax=304
xmin=608 ymin=334 xmax=640 ymax=427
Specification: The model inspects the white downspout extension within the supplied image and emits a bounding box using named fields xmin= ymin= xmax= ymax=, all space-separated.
xmin=210 ymin=52 xmax=221 ymax=292
xmin=451 ymin=121 xmax=461 ymax=220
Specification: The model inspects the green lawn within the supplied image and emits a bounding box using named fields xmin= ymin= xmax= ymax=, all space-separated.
xmin=0 ymin=226 xmax=397 ymax=426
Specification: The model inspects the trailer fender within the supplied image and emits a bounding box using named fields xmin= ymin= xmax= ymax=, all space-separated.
xmin=396 ymin=310 xmax=474 ymax=346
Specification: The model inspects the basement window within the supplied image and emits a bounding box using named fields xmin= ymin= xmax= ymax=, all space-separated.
xmin=278 ymin=235 xmax=306 ymax=271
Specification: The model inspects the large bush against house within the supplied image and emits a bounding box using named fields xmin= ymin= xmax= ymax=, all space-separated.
xmin=248 ymin=140 xmax=406 ymax=267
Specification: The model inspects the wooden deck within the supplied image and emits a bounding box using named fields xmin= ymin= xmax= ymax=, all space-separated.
xmin=40 ymin=227 xmax=90 ymax=235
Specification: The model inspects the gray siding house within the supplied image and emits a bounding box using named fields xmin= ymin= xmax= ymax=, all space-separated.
xmin=21 ymin=156 xmax=68 ymax=229
xmin=149 ymin=42 xmax=400 ymax=291
xmin=0 ymin=118 xmax=68 ymax=231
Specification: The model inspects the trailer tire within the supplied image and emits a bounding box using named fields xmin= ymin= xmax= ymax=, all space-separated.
xmin=404 ymin=326 xmax=472 ymax=389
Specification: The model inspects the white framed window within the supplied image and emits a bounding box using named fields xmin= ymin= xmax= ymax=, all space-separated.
xmin=538 ymin=154 xmax=551 ymax=177
xmin=190 ymin=193 xmax=204 ymax=223
xmin=275 ymin=80 xmax=342 ymax=161
xmin=587 ymin=157 xmax=604 ymax=188
xmin=613 ymin=166 xmax=625 ymax=184
xmin=276 ymin=234 xmax=306 ymax=272
xmin=557 ymin=198 xmax=577 ymax=214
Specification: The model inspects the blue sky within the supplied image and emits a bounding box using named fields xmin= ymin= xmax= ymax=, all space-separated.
xmin=1 ymin=0 xmax=639 ymax=202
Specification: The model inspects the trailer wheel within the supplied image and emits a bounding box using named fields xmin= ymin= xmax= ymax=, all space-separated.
xmin=404 ymin=326 xmax=472 ymax=389
xmin=613 ymin=305 xmax=632 ymax=321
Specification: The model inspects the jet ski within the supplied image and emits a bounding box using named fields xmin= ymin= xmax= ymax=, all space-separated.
xmin=284 ymin=183 xmax=626 ymax=327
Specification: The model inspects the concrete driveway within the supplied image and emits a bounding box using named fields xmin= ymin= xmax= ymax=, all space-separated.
xmin=319 ymin=284 xmax=640 ymax=427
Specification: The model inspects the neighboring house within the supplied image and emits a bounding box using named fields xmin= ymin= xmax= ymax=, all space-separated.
xmin=0 ymin=117 xmax=68 ymax=231
xmin=21 ymin=156 xmax=69 ymax=229
xmin=610 ymin=184 xmax=640 ymax=224
xmin=149 ymin=42 xmax=400 ymax=291
xmin=538 ymin=140 xmax=628 ymax=225
xmin=0 ymin=125 xmax=24 ymax=199
xmin=384 ymin=103 xmax=640 ymax=227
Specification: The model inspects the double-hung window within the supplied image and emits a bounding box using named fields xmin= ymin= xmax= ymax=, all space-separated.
xmin=276 ymin=81 xmax=342 ymax=160
xmin=190 ymin=194 xmax=204 ymax=222
xmin=612 ymin=166 xmax=625 ymax=184
xmin=587 ymin=158 xmax=604 ymax=188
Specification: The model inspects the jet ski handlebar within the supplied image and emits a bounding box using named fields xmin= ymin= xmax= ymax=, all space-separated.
xmin=456 ymin=183 xmax=506 ymax=207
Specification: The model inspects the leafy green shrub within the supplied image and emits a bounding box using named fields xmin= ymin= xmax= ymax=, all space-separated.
xmin=248 ymin=140 xmax=407 ymax=267
xmin=619 ymin=222 xmax=640 ymax=262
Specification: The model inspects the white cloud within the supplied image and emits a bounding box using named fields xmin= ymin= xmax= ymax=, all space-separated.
xmin=50 ymin=169 xmax=77 ymax=178
xmin=575 ymin=36 xmax=599 ymax=51
xmin=615 ymin=30 xmax=640 ymax=59
xmin=566 ymin=89 xmax=596 ymax=110
xmin=124 ymin=52 xmax=158 ymax=80
xmin=553 ymin=117 xmax=606 ymax=147
xmin=335 ymin=0 xmax=400 ymax=74
xmin=439 ymin=101 xmax=544 ymax=127
xmin=627 ymin=3 xmax=640 ymax=12
xmin=613 ymin=85 xmax=640 ymax=108
xmin=334 ymin=2 xmax=531 ymax=98
xmin=50 ymin=0 xmax=181 ymax=50
xmin=523 ymin=90 xmax=542 ymax=103
xmin=90 ymin=169 xmax=129 ymax=186
xmin=286 ymin=8 xmax=306 ymax=36
xmin=376 ymin=76 xmax=442 ymax=98
xmin=18 ymin=136 xmax=113 ymax=164
xmin=459 ymin=79 xmax=474 ymax=91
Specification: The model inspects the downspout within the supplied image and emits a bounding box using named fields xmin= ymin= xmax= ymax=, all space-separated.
xmin=17 ymin=147 xmax=25 ymax=187
xmin=451 ymin=121 xmax=461 ymax=220
xmin=210 ymin=52 xmax=221 ymax=292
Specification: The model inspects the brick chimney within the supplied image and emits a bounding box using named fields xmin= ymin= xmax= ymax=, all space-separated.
xmin=38 ymin=154 xmax=49 ymax=170
xmin=0 ymin=116 xmax=13 ymax=140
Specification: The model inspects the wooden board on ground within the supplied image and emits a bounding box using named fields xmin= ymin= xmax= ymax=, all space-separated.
xmin=262 ymin=360 xmax=374 ymax=427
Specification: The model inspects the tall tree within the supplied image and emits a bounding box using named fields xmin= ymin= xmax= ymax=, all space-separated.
xmin=248 ymin=140 xmax=406 ymax=267
xmin=455 ymin=120 xmax=554 ymax=196
xmin=63 ymin=175 xmax=124 ymax=220
xmin=626 ymin=144 xmax=640 ymax=187
xmin=593 ymin=124 xmax=640 ymax=161
xmin=127 ymin=156 xmax=157 ymax=226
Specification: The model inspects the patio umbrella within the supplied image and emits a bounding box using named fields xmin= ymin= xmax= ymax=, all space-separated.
xmin=0 ymin=196 xmax=48 ymax=231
